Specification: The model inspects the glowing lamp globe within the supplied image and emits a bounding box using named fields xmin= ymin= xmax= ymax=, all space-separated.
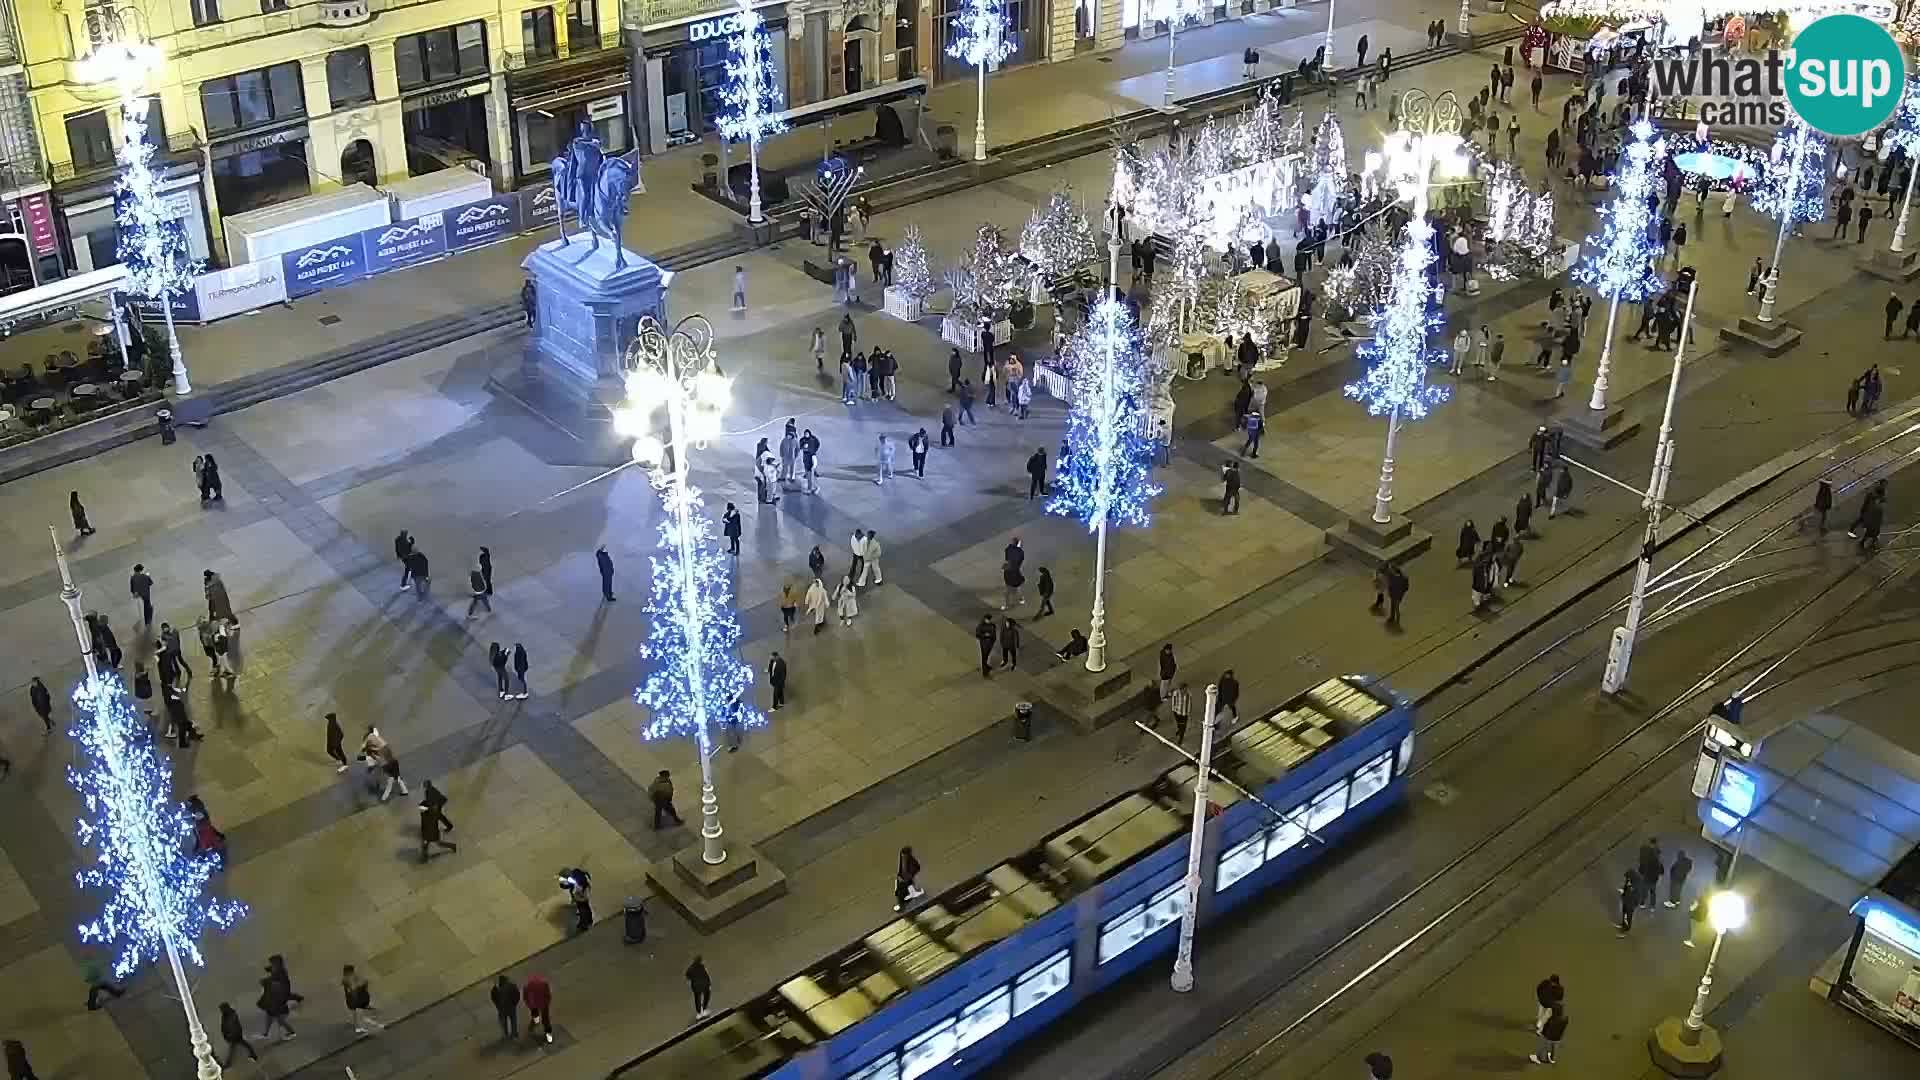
xmin=1707 ymin=891 xmax=1747 ymax=935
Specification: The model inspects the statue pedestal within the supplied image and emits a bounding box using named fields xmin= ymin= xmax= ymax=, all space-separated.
xmin=522 ymin=233 xmax=669 ymax=398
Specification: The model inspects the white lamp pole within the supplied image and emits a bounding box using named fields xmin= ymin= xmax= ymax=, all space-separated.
xmin=1169 ymin=683 xmax=1219 ymax=993
xmin=1585 ymin=295 xmax=1621 ymax=411
xmin=1757 ymin=129 xmax=1811 ymax=324
xmin=1601 ymin=278 xmax=1696 ymax=695
xmin=1456 ymin=0 xmax=1471 ymax=37
xmin=1892 ymin=158 xmax=1917 ymax=254
xmin=51 ymin=529 xmax=224 ymax=1080
xmin=1683 ymin=892 xmax=1747 ymax=1037
xmin=1323 ymin=0 xmax=1337 ymax=70
xmin=975 ymin=62 xmax=989 ymax=162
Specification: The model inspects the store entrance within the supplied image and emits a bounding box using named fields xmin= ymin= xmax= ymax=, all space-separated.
xmin=403 ymin=94 xmax=490 ymax=176
xmin=341 ymin=139 xmax=377 ymax=187
xmin=1076 ymin=0 xmax=1097 ymax=50
xmin=212 ymin=141 xmax=312 ymax=215
xmin=843 ymin=37 xmax=864 ymax=93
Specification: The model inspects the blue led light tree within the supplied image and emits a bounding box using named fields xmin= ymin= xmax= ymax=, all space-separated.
xmin=617 ymin=315 xmax=760 ymax=866
xmin=1750 ymin=119 xmax=1826 ymax=324
xmin=947 ymin=0 xmax=1014 ymax=162
xmin=716 ymin=0 xmax=787 ymax=224
xmin=1572 ymin=119 xmax=1666 ymax=413
xmin=53 ymin=529 xmax=244 ymax=1080
xmin=1346 ymin=217 xmax=1451 ymax=525
xmin=1887 ymin=78 xmax=1920 ymax=255
xmin=1047 ymin=296 xmax=1163 ymax=673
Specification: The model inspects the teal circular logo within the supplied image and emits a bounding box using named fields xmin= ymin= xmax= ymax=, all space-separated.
xmin=1785 ymin=14 xmax=1906 ymax=137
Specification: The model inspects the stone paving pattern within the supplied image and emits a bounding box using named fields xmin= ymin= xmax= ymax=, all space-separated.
xmin=0 ymin=3 xmax=1910 ymax=1079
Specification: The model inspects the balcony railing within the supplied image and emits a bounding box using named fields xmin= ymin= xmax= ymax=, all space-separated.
xmin=50 ymin=127 xmax=201 ymax=183
xmin=503 ymin=30 xmax=622 ymax=73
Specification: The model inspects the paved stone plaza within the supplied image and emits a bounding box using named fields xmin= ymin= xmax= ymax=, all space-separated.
xmin=0 ymin=5 xmax=1913 ymax=1080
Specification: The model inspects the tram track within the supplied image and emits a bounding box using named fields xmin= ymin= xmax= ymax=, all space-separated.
xmin=1142 ymin=434 xmax=1920 ymax=1079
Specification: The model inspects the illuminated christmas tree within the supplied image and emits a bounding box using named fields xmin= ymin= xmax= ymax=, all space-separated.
xmin=1751 ymin=120 xmax=1827 ymax=228
xmin=1020 ymin=191 xmax=1096 ymax=281
xmin=1483 ymin=163 xmax=1558 ymax=281
xmin=715 ymin=0 xmax=787 ymax=223
xmin=893 ymin=223 xmax=935 ymax=300
xmin=1324 ymin=228 xmax=1400 ymax=318
xmin=115 ymin=97 xmax=199 ymax=393
xmin=1306 ymin=113 xmax=1349 ymax=225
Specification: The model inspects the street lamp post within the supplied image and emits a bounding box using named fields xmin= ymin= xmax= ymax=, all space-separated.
xmin=52 ymin=529 xmax=227 ymax=1080
xmin=1650 ymin=889 xmax=1746 ymax=1075
xmin=1169 ymin=684 xmax=1219 ymax=992
xmin=1601 ymin=278 xmax=1696 ymax=694
xmin=619 ymin=315 xmax=738 ymax=865
xmin=1757 ymin=127 xmax=1813 ymax=325
xmin=1684 ymin=892 xmax=1747 ymax=1035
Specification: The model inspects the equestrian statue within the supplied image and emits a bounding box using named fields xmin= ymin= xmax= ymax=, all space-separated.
xmin=547 ymin=122 xmax=642 ymax=270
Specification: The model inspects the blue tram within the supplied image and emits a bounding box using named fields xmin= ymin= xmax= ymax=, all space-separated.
xmin=611 ymin=675 xmax=1416 ymax=1080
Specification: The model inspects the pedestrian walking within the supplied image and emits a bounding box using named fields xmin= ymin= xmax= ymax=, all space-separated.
xmin=1217 ymin=669 xmax=1240 ymax=725
xmin=731 ymin=265 xmax=747 ymax=310
xmin=193 ymin=617 xmax=225 ymax=677
xmin=524 ymin=973 xmax=554 ymax=1044
xmin=999 ymin=617 xmax=1021 ymax=669
xmin=1499 ymin=537 xmax=1524 ymax=588
xmin=257 ymin=969 xmax=296 ymax=1040
xmin=1032 ymin=566 xmax=1056 ymax=617
xmin=1888 ymin=294 xmax=1905 ymax=338
xmin=1455 ymin=519 xmax=1480 ymax=565
xmin=1001 ymin=557 xmax=1025 ymax=611
xmin=395 ymin=530 xmax=415 ymax=589
xmin=403 ymin=548 xmax=430 ymax=599
xmin=1813 ymin=478 xmax=1834 ymax=533
xmin=358 ymin=726 xmax=408 ymax=801
xmin=1222 ymin=459 xmax=1242 ymax=514
xmin=1515 ymin=492 xmax=1535 ymax=537
xmin=419 ymin=782 xmax=458 ymax=861
xmin=511 ymin=643 xmax=530 ymax=699
xmin=778 ymin=580 xmax=800 ymax=633
xmin=650 ymin=769 xmax=683 ymax=828
xmin=521 ymin=279 xmax=537 ymax=327
xmin=722 ymin=503 xmax=742 ymax=555
xmin=909 ymin=428 xmax=929 ymax=477
xmin=70 ymin=491 xmax=96 ymax=537
xmin=858 ymin=532 xmax=884 ymax=586
xmin=832 ymin=574 xmax=860 ymax=625
xmin=1026 ymin=447 xmax=1048 ymax=499
xmin=894 ymin=845 xmax=925 ymax=910
xmin=1534 ymin=973 xmax=1564 ymax=1033
xmin=1638 ymin=837 xmax=1664 ymax=909
xmin=767 ymin=651 xmax=787 ymax=711
xmin=1666 ymin=848 xmax=1693 ymax=907
xmin=325 ymin=711 xmax=349 ymax=772
xmin=1471 ymin=550 xmax=1495 ymax=610
xmin=958 ymin=379 xmax=978 ymax=424
xmin=1531 ymin=1003 xmax=1568 ymax=1065
xmin=974 ymin=614 xmax=998 ymax=678
xmin=1385 ymin=564 xmax=1408 ymax=626
xmin=940 ymin=403 xmax=958 ymax=447
xmin=342 ymin=965 xmax=385 ymax=1034
xmin=478 ymin=546 xmax=493 ymax=596
xmin=1550 ymin=464 xmax=1572 ymax=517
xmin=1617 ymin=869 xmax=1640 ymax=934
xmin=801 ymin=429 xmax=820 ymax=492
xmin=1356 ymin=33 xmax=1370 ymax=67
xmin=1241 ymin=410 xmax=1264 ymax=457
xmin=467 ymin=563 xmax=491 ymax=618
xmin=687 ymin=957 xmax=713 ymax=1019
xmin=128 ymin=564 xmax=154 ymax=627
xmin=805 ymin=576 xmax=829 ymax=633
xmin=217 ymin=1004 xmax=258 ymax=1066
xmin=491 ymin=975 xmax=521 ymax=1040
xmin=1860 ymin=494 xmax=1884 ymax=552
xmin=596 ymin=545 xmax=616 ymax=601
xmin=28 ymin=676 xmax=52 ymax=734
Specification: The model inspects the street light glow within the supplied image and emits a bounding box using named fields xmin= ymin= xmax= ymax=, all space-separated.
xmin=1708 ymin=890 xmax=1747 ymax=934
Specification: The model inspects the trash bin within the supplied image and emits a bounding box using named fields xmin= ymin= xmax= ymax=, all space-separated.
xmin=156 ymin=407 xmax=176 ymax=445
xmin=623 ymin=897 xmax=648 ymax=944
xmin=1014 ymin=702 xmax=1034 ymax=742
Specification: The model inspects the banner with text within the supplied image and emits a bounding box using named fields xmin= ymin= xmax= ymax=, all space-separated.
xmin=281 ymin=236 xmax=369 ymax=298
xmin=361 ymin=212 xmax=449 ymax=275
xmin=446 ymin=195 xmax=522 ymax=253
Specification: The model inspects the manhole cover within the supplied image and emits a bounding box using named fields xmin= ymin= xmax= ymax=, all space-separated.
xmin=318 ymin=314 xmax=342 ymax=326
xmin=1423 ymin=782 xmax=1456 ymax=805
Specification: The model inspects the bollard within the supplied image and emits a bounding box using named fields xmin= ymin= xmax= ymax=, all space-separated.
xmin=1014 ymin=702 xmax=1034 ymax=742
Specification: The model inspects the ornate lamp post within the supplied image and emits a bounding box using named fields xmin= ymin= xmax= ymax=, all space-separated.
xmin=616 ymin=315 xmax=758 ymax=866
xmin=1650 ymin=890 xmax=1747 ymax=1074
xmin=948 ymin=0 xmax=1014 ymax=162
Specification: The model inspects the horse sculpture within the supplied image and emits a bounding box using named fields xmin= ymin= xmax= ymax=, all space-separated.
xmin=593 ymin=157 xmax=640 ymax=271
xmin=547 ymin=124 xmax=639 ymax=268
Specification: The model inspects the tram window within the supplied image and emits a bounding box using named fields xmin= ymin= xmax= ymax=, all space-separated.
xmin=1398 ymin=732 xmax=1414 ymax=773
xmin=956 ymin=986 xmax=1011 ymax=1049
xmin=849 ymin=1055 xmax=901 ymax=1080
xmin=901 ymin=1018 xmax=957 ymax=1079
xmin=1350 ymin=752 xmax=1392 ymax=806
xmin=1013 ymin=949 xmax=1069 ymax=1015
xmin=1097 ymin=905 xmax=1148 ymax=964
xmin=1306 ymin=780 xmax=1348 ymax=832
xmin=1215 ymin=832 xmax=1265 ymax=892
xmin=1143 ymin=881 xmax=1184 ymax=936
xmin=1267 ymin=811 xmax=1305 ymax=858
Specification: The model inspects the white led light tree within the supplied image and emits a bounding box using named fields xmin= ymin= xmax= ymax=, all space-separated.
xmin=1020 ymin=191 xmax=1097 ymax=284
xmin=1887 ymin=78 xmax=1920 ymax=255
xmin=715 ymin=0 xmax=788 ymax=224
xmin=55 ymin=528 xmax=245 ymax=1080
xmin=1749 ymin=119 xmax=1825 ymax=324
xmin=1572 ymin=120 xmax=1667 ymax=413
xmin=948 ymin=0 xmax=1015 ymax=163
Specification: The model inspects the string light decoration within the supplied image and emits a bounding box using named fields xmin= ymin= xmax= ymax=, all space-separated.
xmin=1885 ymin=78 xmax=1920 ymax=253
xmin=716 ymin=0 xmax=787 ymax=224
xmin=1483 ymin=164 xmax=1558 ymax=281
xmin=115 ymin=94 xmax=199 ymax=393
xmin=1049 ymin=296 xmax=1163 ymax=672
xmin=948 ymin=0 xmax=1015 ymax=162
xmin=1751 ymin=120 xmax=1828 ymax=227
xmin=1345 ymin=219 xmax=1450 ymax=423
xmin=1574 ymin=120 xmax=1666 ymax=304
xmin=1306 ymin=112 xmax=1349 ymax=225
xmin=1020 ymin=191 xmax=1097 ymax=281
xmin=893 ymin=223 xmax=935 ymax=300
xmin=1324 ymin=228 xmax=1400 ymax=317
xmin=948 ymin=223 xmax=1024 ymax=322
xmin=1111 ymin=87 xmax=1303 ymax=250
xmin=69 ymin=674 xmax=247 ymax=980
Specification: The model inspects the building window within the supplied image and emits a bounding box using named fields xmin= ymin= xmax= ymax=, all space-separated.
xmin=327 ymin=47 xmax=375 ymax=108
xmin=522 ymin=8 xmax=557 ymax=60
xmin=191 ymin=0 xmax=222 ymax=26
xmin=566 ymin=0 xmax=601 ymax=48
xmin=66 ymin=110 xmax=115 ymax=170
xmin=200 ymin=61 xmax=307 ymax=136
xmin=395 ymin=21 xmax=490 ymax=91
xmin=142 ymin=97 xmax=167 ymax=148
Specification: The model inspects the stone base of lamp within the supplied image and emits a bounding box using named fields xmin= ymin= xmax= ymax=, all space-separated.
xmin=1557 ymin=401 xmax=1641 ymax=450
xmin=1043 ymin=663 xmax=1138 ymax=733
xmin=1325 ymin=513 xmax=1432 ymax=567
xmin=646 ymin=842 xmax=788 ymax=933
xmin=1718 ymin=316 xmax=1803 ymax=357
xmin=1448 ymin=30 xmax=1477 ymax=47
xmin=1648 ymin=1016 xmax=1725 ymax=1077
xmin=1860 ymin=247 xmax=1920 ymax=282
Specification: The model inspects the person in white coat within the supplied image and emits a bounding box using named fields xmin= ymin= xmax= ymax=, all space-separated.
xmin=756 ymin=446 xmax=780 ymax=504
xmin=1451 ymin=328 xmax=1472 ymax=376
xmin=857 ymin=532 xmax=883 ymax=586
xmin=832 ymin=574 xmax=860 ymax=626
xmin=876 ymin=435 xmax=896 ymax=485
xmin=804 ymin=577 xmax=830 ymax=634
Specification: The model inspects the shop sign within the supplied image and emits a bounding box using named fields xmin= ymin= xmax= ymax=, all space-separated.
xmin=689 ymin=11 xmax=748 ymax=41
xmin=522 ymin=183 xmax=561 ymax=228
xmin=403 ymin=81 xmax=489 ymax=113
xmin=362 ymin=212 xmax=449 ymax=273
xmin=193 ymin=258 xmax=287 ymax=321
xmin=211 ymin=125 xmax=307 ymax=160
xmin=19 ymin=193 xmax=56 ymax=256
xmin=281 ymin=236 xmax=368 ymax=297
xmin=128 ymin=288 xmax=202 ymax=324
xmin=587 ymin=95 xmax=626 ymax=121
xmin=446 ymin=195 xmax=521 ymax=252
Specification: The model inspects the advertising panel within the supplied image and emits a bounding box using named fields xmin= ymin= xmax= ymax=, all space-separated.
xmin=128 ymin=288 xmax=202 ymax=324
xmin=281 ymin=236 xmax=368 ymax=297
xmin=446 ymin=196 xmax=521 ymax=252
xmin=362 ymin=212 xmax=448 ymax=274
xmin=194 ymin=259 xmax=288 ymax=321
xmin=522 ymin=183 xmax=560 ymax=229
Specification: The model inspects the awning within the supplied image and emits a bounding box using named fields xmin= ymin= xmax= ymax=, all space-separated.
xmin=513 ymin=73 xmax=630 ymax=115
xmin=1699 ymin=711 xmax=1920 ymax=907
xmin=0 ymin=264 xmax=128 ymax=326
xmin=773 ymin=77 xmax=927 ymax=129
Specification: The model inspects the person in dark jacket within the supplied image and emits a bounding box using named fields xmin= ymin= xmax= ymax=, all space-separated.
xmin=1531 ymin=1003 xmax=1568 ymax=1064
xmin=894 ymin=846 xmax=924 ymax=911
xmin=1665 ymin=848 xmax=1694 ymax=908
xmin=687 ymin=956 xmax=714 ymax=1018
xmin=257 ymin=970 xmax=296 ymax=1039
xmin=1618 ymin=870 xmax=1641 ymax=934
xmin=129 ymin=564 xmax=154 ymax=626
xmin=489 ymin=642 xmax=510 ymax=700
xmin=404 ymin=549 xmax=430 ymax=598
xmin=70 ymin=491 xmax=95 ymax=537
xmin=29 ymin=676 xmax=52 ymax=734
xmin=650 ymin=770 xmax=682 ymax=829
xmin=1638 ymin=837 xmax=1665 ymax=910
xmin=974 ymin=615 xmax=998 ymax=678
xmin=521 ymin=279 xmax=537 ymax=327
xmin=1813 ymin=479 xmax=1834 ymax=533
xmin=1515 ymin=492 xmax=1534 ymax=537
xmin=1384 ymin=564 xmax=1409 ymax=627
xmin=1157 ymin=643 xmax=1178 ymax=703
xmin=1035 ymin=567 xmax=1056 ymax=617
xmin=998 ymin=617 xmax=1021 ymax=669
xmin=596 ymin=545 xmax=616 ymax=601
xmin=325 ymin=712 xmax=348 ymax=772
xmin=1471 ymin=551 xmax=1495 ymax=610
xmin=491 ymin=975 xmax=521 ymax=1040
xmin=466 ymin=563 xmax=491 ymax=619
xmin=1550 ymin=464 xmax=1573 ymax=517
xmin=1026 ymin=448 xmax=1048 ymax=500
xmin=1860 ymin=496 xmax=1885 ymax=553
xmin=1534 ymin=974 xmax=1564 ymax=1033
xmin=511 ymin=643 xmax=530 ymax=700
xmin=419 ymin=781 xmax=457 ymax=861
xmin=1455 ymin=519 xmax=1480 ymax=565
xmin=1489 ymin=516 xmax=1510 ymax=549
xmin=1217 ymin=669 xmax=1240 ymax=723
xmin=217 ymin=1004 xmax=258 ymax=1065
xmin=947 ymin=348 xmax=964 ymax=392
xmin=1498 ymin=537 xmax=1525 ymax=589
xmin=395 ymin=530 xmax=415 ymax=589
xmin=767 ymin=652 xmax=787 ymax=711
